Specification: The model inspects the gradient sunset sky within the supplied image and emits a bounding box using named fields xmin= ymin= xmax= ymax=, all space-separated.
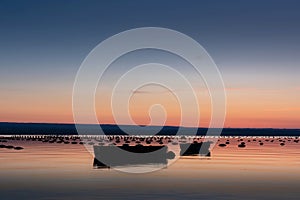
xmin=0 ymin=0 xmax=299 ymax=128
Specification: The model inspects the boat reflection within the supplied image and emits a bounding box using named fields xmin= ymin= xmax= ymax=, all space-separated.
xmin=93 ymin=144 xmax=175 ymax=168
xmin=180 ymin=141 xmax=212 ymax=156
xmin=93 ymin=141 xmax=212 ymax=168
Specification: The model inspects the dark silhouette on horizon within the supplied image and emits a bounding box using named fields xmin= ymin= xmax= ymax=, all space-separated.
xmin=0 ymin=122 xmax=300 ymax=136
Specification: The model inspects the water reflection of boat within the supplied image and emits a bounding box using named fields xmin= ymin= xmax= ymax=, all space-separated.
xmin=180 ymin=141 xmax=211 ymax=156
xmin=93 ymin=145 xmax=175 ymax=168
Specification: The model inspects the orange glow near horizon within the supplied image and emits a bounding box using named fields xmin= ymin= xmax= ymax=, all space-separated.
xmin=0 ymin=86 xmax=299 ymax=129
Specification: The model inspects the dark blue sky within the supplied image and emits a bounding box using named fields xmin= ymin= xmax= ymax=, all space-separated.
xmin=1 ymin=0 xmax=300 ymax=72
xmin=0 ymin=0 xmax=299 ymax=127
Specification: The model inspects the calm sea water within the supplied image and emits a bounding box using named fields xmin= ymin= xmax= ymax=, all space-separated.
xmin=0 ymin=136 xmax=299 ymax=200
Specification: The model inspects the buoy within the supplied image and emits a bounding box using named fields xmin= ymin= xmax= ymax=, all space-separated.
xmin=238 ymin=143 xmax=246 ymax=148
xmin=14 ymin=146 xmax=24 ymax=150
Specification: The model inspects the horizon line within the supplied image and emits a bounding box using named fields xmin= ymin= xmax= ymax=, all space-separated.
xmin=0 ymin=121 xmax=299 ymax=130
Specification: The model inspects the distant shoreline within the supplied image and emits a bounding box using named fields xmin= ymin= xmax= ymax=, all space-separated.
xmin=0 ymin=122 xmax=299 ymax=136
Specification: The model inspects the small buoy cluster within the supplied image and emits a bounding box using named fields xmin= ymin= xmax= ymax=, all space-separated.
xmin=0 ymin=142 xmax=24 ymax=151
xmin=217 ymin=136 xmax=299 ymax=148
xmin=1 ymin=135 xmax=299 ymax=151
